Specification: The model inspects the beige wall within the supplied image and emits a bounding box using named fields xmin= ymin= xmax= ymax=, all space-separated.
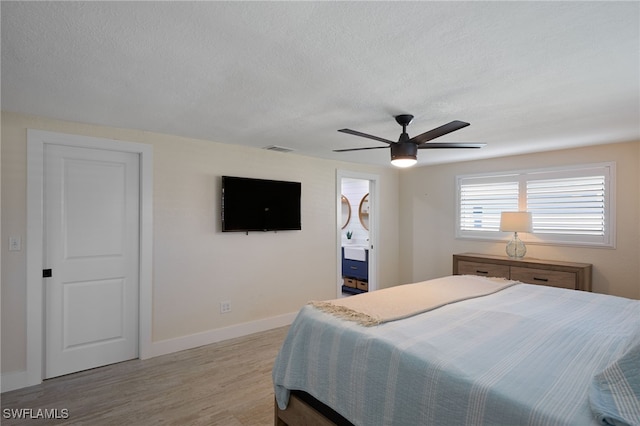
xmin=399 ymin=141 xmax=640 ymax=299
xmin=1 ymin=111 xmax=401 ymax=374
xmin=3 ymin=110 xmax=638 ymax=379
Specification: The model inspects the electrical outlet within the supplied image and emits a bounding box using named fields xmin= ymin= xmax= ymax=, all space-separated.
xmin=220 ymin=301 xmax=231 ymax=314
xmin=9 ymin=237 xmax=21 ymax=252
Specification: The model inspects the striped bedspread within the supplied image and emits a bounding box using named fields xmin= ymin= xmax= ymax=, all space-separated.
xmin=273 ymin=278 xmax=640 ymax=426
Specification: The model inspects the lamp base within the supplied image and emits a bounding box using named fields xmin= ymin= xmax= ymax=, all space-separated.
xmin=505 ymin=232 xmax=527 ymax=259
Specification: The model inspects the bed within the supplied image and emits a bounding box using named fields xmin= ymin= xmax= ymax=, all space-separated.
xmin=272 ymin=275 xmax=640 ymax=426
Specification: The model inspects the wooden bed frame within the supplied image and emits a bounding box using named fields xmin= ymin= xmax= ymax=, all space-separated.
xmin=274 ymin=391 xmax=353 ymax=426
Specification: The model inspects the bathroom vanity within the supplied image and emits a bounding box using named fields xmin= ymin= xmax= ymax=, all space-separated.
xmin=342 ymin=246 xmax=369 ymax=294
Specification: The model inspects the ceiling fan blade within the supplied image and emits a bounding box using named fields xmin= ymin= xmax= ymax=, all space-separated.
xmin=333 ymin=146 xmax=389 ymax=152
xmin=338 ymin=129 xmax=395 ymax=145
xmin=417 ymin=143 xmax=486 ymax=149
xmin=410 ymin=120 xmax=470 ymax=145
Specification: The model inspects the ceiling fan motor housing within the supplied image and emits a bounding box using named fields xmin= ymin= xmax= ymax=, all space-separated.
xmin=390 ymin=142 xmax=418 ymax=162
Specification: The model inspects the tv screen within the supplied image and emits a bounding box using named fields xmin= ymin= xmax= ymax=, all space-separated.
xmin=221 ymin=176 xmax=301 ymax=232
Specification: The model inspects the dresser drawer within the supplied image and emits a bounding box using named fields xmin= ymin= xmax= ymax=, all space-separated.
xmin=510 ymin=266 xmax=576 ymax=289
xmin=456 ymin=260 xmax=510 ymax=279
xmin=453 ymin=254 xmax=592 ymax=291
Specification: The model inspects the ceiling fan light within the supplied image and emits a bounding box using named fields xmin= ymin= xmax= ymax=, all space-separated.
xmin=390 ymin=141 xmax=418 ymax=168
xmin=391 ymin=157 xmax=417 ymax=168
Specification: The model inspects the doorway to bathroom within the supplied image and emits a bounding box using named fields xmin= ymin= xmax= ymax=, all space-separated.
xmin=336 ymin=170 xmax=379 ymax=298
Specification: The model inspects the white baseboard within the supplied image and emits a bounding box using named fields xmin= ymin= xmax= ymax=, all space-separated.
xmin=1 ymin=370 xmax=29 ymax=393
xmin=2 ymin=312 xmax=297 ymax=392
xmin=144 ymin=311 xmax=297 ymax=359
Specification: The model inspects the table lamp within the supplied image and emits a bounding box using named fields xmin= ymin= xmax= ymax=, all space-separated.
xmin=500 ymin=212 xmax=533 ymax=259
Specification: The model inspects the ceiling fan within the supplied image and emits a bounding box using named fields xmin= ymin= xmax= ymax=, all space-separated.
xmin=334 ymin=114 xmax=486 ymax=167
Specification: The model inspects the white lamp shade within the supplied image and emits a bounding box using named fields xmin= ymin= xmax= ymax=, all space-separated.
xmin=500 ymin=212 xmax=533 ymax=233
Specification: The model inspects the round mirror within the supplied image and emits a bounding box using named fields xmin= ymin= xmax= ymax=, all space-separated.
xmin=341 ymin=195 xmax=351 ymax=229
xmin=359 ymin=193 xmax=369 ymax=230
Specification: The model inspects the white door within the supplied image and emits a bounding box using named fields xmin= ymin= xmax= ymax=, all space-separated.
xmin=44 ymin=144 xmax=140 ymax=379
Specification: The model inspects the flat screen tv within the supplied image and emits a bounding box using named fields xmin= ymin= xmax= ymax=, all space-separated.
xmin=221 ymin=176 xmax=301 ymax=232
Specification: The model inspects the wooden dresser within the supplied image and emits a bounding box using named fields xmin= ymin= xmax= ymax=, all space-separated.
xmin=453 ymin=253 xmax=592 ymax=291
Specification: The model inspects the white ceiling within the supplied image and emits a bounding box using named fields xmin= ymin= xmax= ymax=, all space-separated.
xmin=2 ymin=1 xmax=639 ymax=167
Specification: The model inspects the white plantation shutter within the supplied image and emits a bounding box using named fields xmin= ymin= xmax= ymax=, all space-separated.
xmin=459 ymin=181 xmax=519 ymax=232
xmin=527 ymin=176 xmax=605 ymax=236
xmin=456 ymin=163 xmax=614 ymax=247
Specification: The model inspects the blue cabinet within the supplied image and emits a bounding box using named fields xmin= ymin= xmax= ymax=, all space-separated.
xmin=342 ymin=258 xmax=368 ymax=280
xmin=342 ymin=247 xmax=368 ymax=294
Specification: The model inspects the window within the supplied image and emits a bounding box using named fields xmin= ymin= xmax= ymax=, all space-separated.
xmin=459 ymin=178 xmax=519 ymax=233
xmin=456 ymin=163 xmax=615 ymax=247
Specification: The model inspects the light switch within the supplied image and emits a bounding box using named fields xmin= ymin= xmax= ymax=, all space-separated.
xmin=9 ymin=237 xmax=21 ymax=252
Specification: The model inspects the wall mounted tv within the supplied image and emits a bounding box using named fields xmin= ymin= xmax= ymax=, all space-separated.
xmin=221 ymin=176 xmax=301 ymax=232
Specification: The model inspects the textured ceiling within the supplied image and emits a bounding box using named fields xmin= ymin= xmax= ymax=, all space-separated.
xmin=2 ymin=1 xmax=639 ymax=167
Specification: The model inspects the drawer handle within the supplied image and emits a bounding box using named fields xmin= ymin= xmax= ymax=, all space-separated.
xmin=533 ymin=277 xmax=549 ymax=282
xmin=350 ymin=266 xmax=358 ymax=270
xmin=476 ymin=270 xmax=489 ymax=274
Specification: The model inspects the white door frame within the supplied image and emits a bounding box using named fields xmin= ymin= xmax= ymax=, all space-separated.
xmin=336 ymin=169 xmax=380 ymax=297
xmin=26 ymin=130 xmax=153 ymax=387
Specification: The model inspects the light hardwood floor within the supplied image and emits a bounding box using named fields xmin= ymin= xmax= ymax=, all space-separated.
xmin=1 ymin=326 xmax=289 ymax=425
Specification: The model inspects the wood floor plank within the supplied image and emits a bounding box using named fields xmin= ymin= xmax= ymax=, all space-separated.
xmin=1 ymin=326 xmax=289 ymax=425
